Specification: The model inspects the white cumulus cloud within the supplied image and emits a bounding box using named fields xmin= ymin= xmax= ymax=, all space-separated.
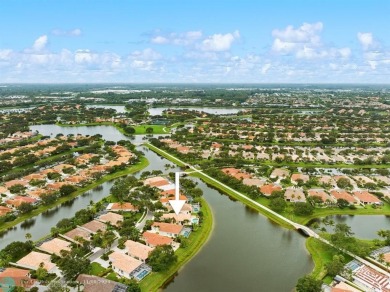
xmin=201 ymin=30 xmax=240 ymax=52
xmin=272 ymin=22 xmax=322 ymax=53
xmin=32 ymin=35 xmax=48 ymax=51
xmin=357 ymin=32 xmax=373 ymax=50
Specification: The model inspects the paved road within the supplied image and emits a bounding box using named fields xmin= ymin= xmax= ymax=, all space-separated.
xmin=136 ymin=209 xmax=154 ymax=230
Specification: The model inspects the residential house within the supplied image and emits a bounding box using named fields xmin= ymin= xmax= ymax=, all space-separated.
xmin=291 ymin=173 xmax=310 ymax=183
xmin=353 ymin=191 xmax=382 ymax=205
xmin=106 ymin=202 xmax=138 ymax=212
xmin=307 ymin=189 xmax=334 ymax=203
xmin=108 ymin=251 xmax=143 ymax=279
xmin=270 ymin=168 xmax=290 ymax=179
xmin=0 ymin=268 xmax=36 ymax=290
xmin=0 ymin=206 xmax=12 ymax=216
xmin=142 ymin=231 xmax=173 ymax=248
xmin=330 ymin=190 xmax=358 ymax=204
xmin=15 ymin=251 xmax=56 ymax=272
xmin=80 ymin=220 xmax=107 ymax=234
xmin=76 ymin=274 xmax=128 ymax=292
xmin=98 ymin=212 xmax=123 ymax=227
xmin=260 ymin=184 xmax=282 ymax=197
xmin=150 ymin=222 xmax=183 ymax=238
xmin=125 ymin=240 xmax=154 ymax=262
xmin=284 ymin=187 xmax=306 ymax=202
xmin=62 ymin=227 xmax=92 ymax=243
xmin=38 ymin=238 xmax=71 ymax=256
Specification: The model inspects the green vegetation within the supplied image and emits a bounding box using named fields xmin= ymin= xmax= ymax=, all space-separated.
xmin=0 ymin=157 xmax=149 ymax=233
xmin=296 ymin=275 xmax=323 ymax=292
xmin=140 ymin=197 xmax=213 ymax=292
xmin=306 ymin=237 xmax=352 ymax=280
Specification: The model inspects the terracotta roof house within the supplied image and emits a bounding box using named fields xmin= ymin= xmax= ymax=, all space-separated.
xmin=53 ymin=164 xmax=75 ymax=172
xmin=242 ymin=178 xmax=266 ymax=187
xmin=76 ymin=274 xmax=128 ymax=292
xmin=108 ymin=251 xmax=143 ymax=279
xmin=0 ymin=186 xmax=8 ymax=194
xmin=330 ymin=190 xmax=358 ymax=204
xmin=80 ymin=220 xmax=107 ymax=234
xmin=46 ymin=182 xmax=68 ymax=191
xmin=284 ymin=188 xmax=306 ymax=202
xmin=125 ymin=240 xmax=154 ymax=262
xmin=291 ymin=173 xmax=310 ymax=183
xmin=0 ymin=206 xmax=12 ymax=216
xmin=16 ymin=251 xmax=56 ymax=272
xmin=270 ymin=168 xmax=290 ymax=179
xmin=40 ymin=168 xmax=59 ymax=175
xmin=318 ymin=175 xmax=336 ymax=186
xmin=62 ymin=227 xmax=92 ymax=242
xmin=6 ymin=196 xmax=37 ymax=207
xmin=26 ymin=188 xmax=51 ymax=199
xmin=353 ymin=191 xmax=382 ymax=205
xmin=0 ymin=268 xmax=36 ymax=289
xmin=161 ymin=213 xmax=195 ymax=224
xmin=260 ymin=184 xmax=282 ymax=197
xmin=221 ymin=168 xmax=240 ymax=175
xmin=98 ymin=212 xmax=123 ymax=227
xmin=66 ymin=175 xmax=88 ymax=184
xmin=23 ymin=173 xmax=46 ymax=181
xmin=143 ymin=176 xmax=170 ymax=188
xmin=307 ymin=189 xmax=334 ymax=203
xmin=151 ymin=222 xmax=183 ymax=238
xmin=331 ymin=282 xmax=361 ymax=292
xmin=5 ymin=180 xmax=28 ymax=188
xmin=107 ymin=202 xmax=138 ymax=212
xmin=142 ymin=231 xmax=173 ymax=247
xmin=384 ymin=253 xmax=390 ymax=264
xmin=38 ymin=238 xmax=71 ymax=256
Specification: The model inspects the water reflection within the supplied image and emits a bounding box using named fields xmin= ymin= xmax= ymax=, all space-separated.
xmin=311 ymin=215 xmax=389 ymax=239
xmin=42 ymin=207 xmax=60 ymax=218
xmin=20 ymin=219 xmax=36 ymax=229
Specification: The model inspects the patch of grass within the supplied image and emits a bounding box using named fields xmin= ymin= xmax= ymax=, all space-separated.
xmin=139 ymin=197 xmax=213 ymax=292
xmin=106 ymin=272 xmax=120 ymax=282
xmin=306 ymin=238 xmax=343 ymax=279
xmin=0 ymin=157 xmax=149 ymax=233
xmin=133 ymin=125 xmax=169 ymax=134
xmin=89 ymin=262 xmax=106 ymax=276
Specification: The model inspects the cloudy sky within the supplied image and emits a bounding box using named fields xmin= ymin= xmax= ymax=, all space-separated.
xmin=1 ymin=0 xmax=389 ymax=83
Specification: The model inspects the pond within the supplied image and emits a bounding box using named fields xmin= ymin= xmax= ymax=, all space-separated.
xmin=309 ymin=215 xmax=390 ymax=239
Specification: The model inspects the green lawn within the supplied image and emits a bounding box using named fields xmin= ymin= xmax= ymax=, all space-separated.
xmin=0 ymin=157 xmax=149 ymax=233
xmin=140 ymin=197 xmax=213 ymax=292
xmin=88 ymin=262 xmax=106 ymax=276
xmin=133 ymin=125 xmax=170 ymax=134
xmin=306 ymin=237 xmax=352 ymax=280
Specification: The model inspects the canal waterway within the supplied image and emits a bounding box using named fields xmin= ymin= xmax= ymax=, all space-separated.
xmin=4 ymin=124 xmax=379 ymax=291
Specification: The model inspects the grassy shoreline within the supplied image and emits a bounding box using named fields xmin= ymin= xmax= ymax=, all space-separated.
xmin=56 ymin=122 xmax=170 ymax=135
xmin=0 ymin=157 xmax=149 ymax=233
xmin=139 ymin=197 xmax=213 ymax=292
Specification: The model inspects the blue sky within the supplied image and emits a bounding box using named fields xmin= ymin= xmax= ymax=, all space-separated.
xmin=1 ymin=0 xmax=389 ymax=83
